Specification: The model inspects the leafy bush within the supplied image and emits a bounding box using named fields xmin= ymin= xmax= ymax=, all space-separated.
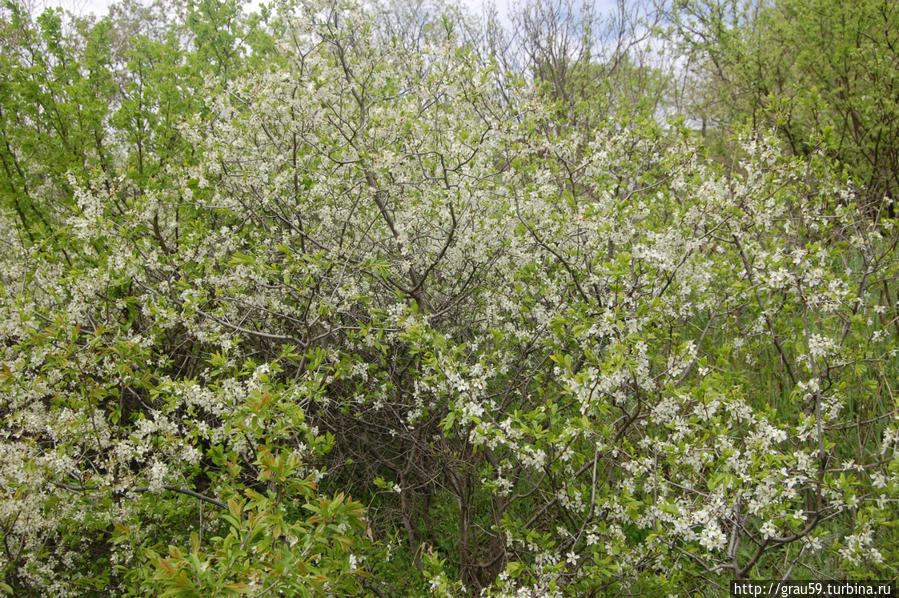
xmin=669 ymin=0 xmax=899 ymax=216
xmin=1 ymin=0 xmax=897 ymax=595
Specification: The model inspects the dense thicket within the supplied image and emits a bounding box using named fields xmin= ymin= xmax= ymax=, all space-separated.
xmin=1 ymin=0 xmax=897 ymax=596
xmin=670 ymin=0 xmax=899 ymax=216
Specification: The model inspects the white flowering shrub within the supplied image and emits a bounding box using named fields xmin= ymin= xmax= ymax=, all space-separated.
xmin=1 ymin=0 xmax=897 ymax=595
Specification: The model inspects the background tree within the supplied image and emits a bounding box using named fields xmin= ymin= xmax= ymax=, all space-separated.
xmin=668 ymin=0 xmax=899 ymax=215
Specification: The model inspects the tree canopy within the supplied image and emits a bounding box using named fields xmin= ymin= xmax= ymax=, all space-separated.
xmin=1 ymin=0 xmax=897 ymax=595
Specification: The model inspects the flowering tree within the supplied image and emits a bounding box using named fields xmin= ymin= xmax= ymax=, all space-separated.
xmin=1 ymin=0 xmax=897 ymax=596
